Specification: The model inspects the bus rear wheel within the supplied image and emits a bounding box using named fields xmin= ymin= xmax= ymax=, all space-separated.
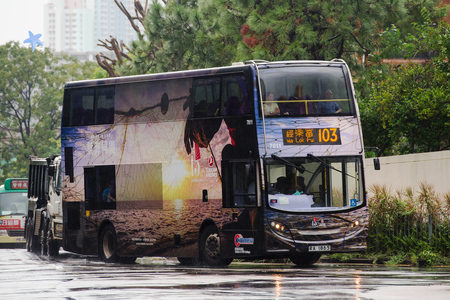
xmin=99 ymin=224 xmax=118 ymax=263
xmin=199 ymin=225 xmax=233 ymax=267
xmin=290 ymin=253 xmax=321 ymax=267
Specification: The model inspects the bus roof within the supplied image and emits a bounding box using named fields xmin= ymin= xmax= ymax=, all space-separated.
xmin=65 ymin=64 xmax=254 ymax=89
xmin=64 ymin=59 xmax=348 ymax=89
xmin=0 ymin=178 xmax=28 ymax=193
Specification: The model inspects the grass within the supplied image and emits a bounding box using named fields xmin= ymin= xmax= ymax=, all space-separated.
xmin=242 ymin=183 xmax=450 ymax=267
xmin=333 ymin=182 xmax=450 ymax=266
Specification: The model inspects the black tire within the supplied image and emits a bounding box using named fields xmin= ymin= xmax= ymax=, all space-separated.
xmin=99 ymin=223 xmax=118 ymax=263
xmin=25 ymin=218 xmax=33 ymax=252
xmin=40 ymin=220 xmax=48 ymax=256
xmin=177 ymin=257 xmax=199 ymax=266
xmin=199 ymin=226 xmax=233 ymax=267
xmin=26 ymin=217 xmax=40 ymax=254
xmin=290 ymin=253 xmax=321 ymax=267
xmin=47 ymin=229 xmax=59 ymax=257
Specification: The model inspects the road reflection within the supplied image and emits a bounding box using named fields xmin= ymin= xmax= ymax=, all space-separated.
xmin=0 ymin=249 xmax=449 ymax=299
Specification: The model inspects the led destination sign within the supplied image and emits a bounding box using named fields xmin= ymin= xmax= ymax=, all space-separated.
xmin=282 ymin=128 xmax=341 ymax=145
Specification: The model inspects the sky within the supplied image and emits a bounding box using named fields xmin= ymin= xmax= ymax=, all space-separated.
xmin=0 ymin=0 xmax=48 ymax=46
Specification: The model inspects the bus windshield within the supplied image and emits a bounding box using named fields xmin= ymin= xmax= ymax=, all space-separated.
xmin=259 ymin=65 xmax=354 ymax=116
xmin=266 ymin=156 xmax=363 ymax=212
xmin=0 ymin=193 xmax=28 ymax=216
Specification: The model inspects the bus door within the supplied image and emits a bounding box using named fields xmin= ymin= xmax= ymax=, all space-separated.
xmin=221 ymin=159 xmax=262 ymax=257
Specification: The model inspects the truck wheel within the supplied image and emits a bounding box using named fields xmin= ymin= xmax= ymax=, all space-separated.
xmin=47 ymin=229 xmax=59 ymax=257
xmin=290 ymin=253 xmax=321 ymax=267
xmin=40 ymin=221 xmax=48 ymax=256
xmin=26 ymin=218 xmax=40 ymax=254
xmin=25 ymin=218 xmax=33 ymax=252
xmin=99 ymin=223 xmax=118 ymax=263
xmin=199 ymin=225 xmax=233 ymax=267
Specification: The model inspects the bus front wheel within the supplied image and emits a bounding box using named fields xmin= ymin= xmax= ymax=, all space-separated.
xmin=290 ymin=253 xmax=321 ymax=267
xmin=199 ymin=226 xmax=233 ymax=267
xmin=99 ymin=224 xmax=118 ymax=263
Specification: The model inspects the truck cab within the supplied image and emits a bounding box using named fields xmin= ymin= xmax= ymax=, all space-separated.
xmin=26 ymin=155 xmax=63 ymax=256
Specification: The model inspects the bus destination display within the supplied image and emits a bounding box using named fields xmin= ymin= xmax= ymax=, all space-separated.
xmin=282 ymin=128 xmax=341 ymax=145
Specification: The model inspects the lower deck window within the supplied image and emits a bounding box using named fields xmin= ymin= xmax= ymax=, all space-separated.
xmin=84 ymin=165 xmax=116 ymax=210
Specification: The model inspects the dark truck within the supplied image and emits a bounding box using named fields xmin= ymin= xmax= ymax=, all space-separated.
xmin=25 ymin=155 xmax=62 ymax=256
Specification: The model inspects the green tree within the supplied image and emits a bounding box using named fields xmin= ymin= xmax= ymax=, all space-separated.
xmin=358 ymin=17 xmax=450 ymax=155
xmin=0 ymin=42 xmax=99 ymax=180
xmin=99 ymin=0 xmax=444 ymax=76
xmin=362 ymin=62 xmax=449 ymax=154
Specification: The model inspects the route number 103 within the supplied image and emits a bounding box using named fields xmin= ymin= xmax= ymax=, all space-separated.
xmin=317 ymin=128 xmax=339 ymax=143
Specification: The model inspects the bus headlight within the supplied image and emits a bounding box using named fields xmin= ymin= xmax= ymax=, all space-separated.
xmin=0 ymin=230 xmax=8 ymax=236
xmin=270 ymin=221 xmax=291 ymax=237
xmin=350 ymin=219 xmax=363 ymax=228
xmin=271 ymin=222 xmax=285 ymax=231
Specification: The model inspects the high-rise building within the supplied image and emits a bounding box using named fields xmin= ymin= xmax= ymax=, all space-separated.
xmin=44 ymin=0 xmax=136 ymax=54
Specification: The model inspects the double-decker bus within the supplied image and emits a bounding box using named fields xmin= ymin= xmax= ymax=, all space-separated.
xmin=0 ymin=178 xmax=28 ymax=246
xmin=60 ymin=59 xmax=369 ymax=266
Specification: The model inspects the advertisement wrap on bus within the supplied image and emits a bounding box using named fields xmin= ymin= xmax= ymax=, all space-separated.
xmin=57 ymin=60 xmax=374 ymax=266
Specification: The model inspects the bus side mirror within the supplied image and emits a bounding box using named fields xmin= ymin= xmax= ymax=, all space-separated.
xmin=373 ymin=158 xmax=380 ymax=170
xmin=365 ymin=147 xmax=380 ymax=170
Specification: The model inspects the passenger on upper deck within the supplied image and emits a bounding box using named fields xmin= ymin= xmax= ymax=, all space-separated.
xmin=263 ymin=92 xmax=280 ymax=116
xmin=317 ymin=89 xmax=342 ymax=115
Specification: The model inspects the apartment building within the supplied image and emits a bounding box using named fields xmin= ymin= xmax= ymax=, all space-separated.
xmin=44 ymin=0 xmax=136 ymax=53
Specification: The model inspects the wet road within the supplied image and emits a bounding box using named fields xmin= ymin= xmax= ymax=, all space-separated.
xmin=0 ymin=248 xmax=449 ymax=299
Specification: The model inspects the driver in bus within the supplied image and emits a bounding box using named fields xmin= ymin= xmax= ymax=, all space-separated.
xmin=317 ymin=89 xmax=342 ymax=114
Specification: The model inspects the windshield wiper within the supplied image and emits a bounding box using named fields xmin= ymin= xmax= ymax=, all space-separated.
xmin=307 ymin=153 xmax=356 ymax=179
xmin=270 ymin=154 xmax=312 ymax=174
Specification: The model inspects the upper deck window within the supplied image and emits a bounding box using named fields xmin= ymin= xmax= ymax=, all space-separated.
xmin=259 ymin=66 xmax=354 ymax=117
xmin=112 ymin=74 xmax=250 ymax=124
xmin=188 ymin=75 xmax=251 ymax=118
xmin=62 ymin=86 xmax=115 ymax=127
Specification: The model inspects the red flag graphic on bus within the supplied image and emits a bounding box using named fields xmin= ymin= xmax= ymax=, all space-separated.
xmin=194 ymin=142 xmax=201 ymax=160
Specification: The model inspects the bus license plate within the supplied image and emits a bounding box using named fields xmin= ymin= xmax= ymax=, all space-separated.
xmin=308 ymin=245 xmax=331 ymax=252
